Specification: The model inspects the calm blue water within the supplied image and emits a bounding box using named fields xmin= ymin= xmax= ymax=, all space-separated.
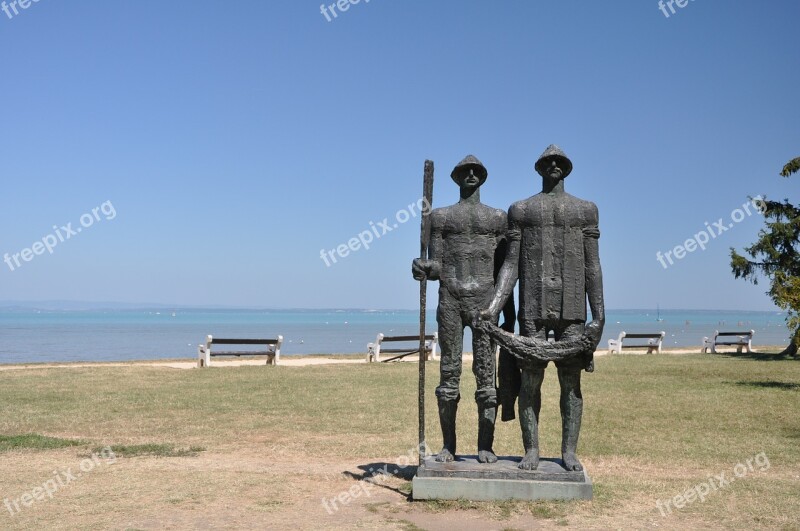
xmin=0 ymin=308 xmax=791 ymax=364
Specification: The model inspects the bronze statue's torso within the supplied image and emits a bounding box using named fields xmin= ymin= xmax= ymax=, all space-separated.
xmin=510 ymin=192 xmax=598 ymax=322
xmin=432 ymin=202 xmax=506 ymax=302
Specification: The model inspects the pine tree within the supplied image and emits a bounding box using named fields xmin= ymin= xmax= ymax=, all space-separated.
xmin=730 ymin=157 xmax=800 ymax=358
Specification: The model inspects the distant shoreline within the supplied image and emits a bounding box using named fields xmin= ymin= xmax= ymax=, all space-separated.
xmin=1 ymin=308 xmax=791 ymax=363
xmin=0 ymin=347 xmax=790 ymax=372
xmin=0 ymin=303 xmax=788 ymax=314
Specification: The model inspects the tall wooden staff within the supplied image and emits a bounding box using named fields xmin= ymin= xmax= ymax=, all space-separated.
xmin=418 ymin=160 xmax=434 ymax=466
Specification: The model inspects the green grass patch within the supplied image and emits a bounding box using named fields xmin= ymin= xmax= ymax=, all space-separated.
xmin=398 ymin=481 xmax=412 ymax=495
xmin=0 ymin=433 xmax=84 ymax=452
xmin=92 ymin=443 xmax=205 ymax=458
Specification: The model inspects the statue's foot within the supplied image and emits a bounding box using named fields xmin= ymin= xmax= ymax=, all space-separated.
xmin=435 ymin=448 xmax=455 ymax=463
xmin=518 ymin=449 xmax=540 ymax=470
xmin=478 ymin=449 xmax=497 ymax=464
xmin=562 ymin=452 xmax=583 ymax=471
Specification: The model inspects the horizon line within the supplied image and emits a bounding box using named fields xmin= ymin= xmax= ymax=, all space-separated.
xmin=0 ymin=300 xmax=786 ymax=314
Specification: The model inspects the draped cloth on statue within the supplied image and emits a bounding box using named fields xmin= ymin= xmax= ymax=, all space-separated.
xmin=473 ymin=317 xmax=594 ymax=368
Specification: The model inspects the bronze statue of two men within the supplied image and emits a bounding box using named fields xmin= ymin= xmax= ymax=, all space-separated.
xmin=412 ymin=145 xmax=605 ymax=472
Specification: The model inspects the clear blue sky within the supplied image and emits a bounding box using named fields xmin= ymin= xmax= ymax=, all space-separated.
xmin=0 ymin=0 xmax=797 ymax=310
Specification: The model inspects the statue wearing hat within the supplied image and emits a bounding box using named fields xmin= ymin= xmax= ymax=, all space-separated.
xmin=412 ymin=155 xmax=514 ymax=464
xmin=480 ymin=145 xmax=605 ymax=472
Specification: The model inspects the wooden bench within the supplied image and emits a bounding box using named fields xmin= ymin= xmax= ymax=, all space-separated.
xmin=608 ymin=331 xmax=666 ymax=354
xmin=367 ymin=333 xmax=438 ymax=363
xmin=701 ymin=330 xmax=754 ymax=354
xmin=197 ymin=335 xmax=283 ymax=367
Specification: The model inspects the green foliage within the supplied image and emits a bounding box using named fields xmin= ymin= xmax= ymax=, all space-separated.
xmin=92 ymin=443 xmax=205 ymax=458
xmin=731 ymin=156 xmax=800 ymax=357
xmin=0 ymin=433 xmax=84 ymax=452
xmin=781 ymin=157 xmax=800 ymax=178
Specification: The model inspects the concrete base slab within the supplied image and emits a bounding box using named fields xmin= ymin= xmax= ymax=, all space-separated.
xmin=413 ymin=456 xmax=593 ymax=501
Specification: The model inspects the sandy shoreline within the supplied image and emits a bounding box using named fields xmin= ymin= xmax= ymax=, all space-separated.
xmin=1 ymin=346 xmax=786 ymax=371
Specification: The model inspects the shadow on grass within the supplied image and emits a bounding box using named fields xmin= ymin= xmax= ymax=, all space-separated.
xmin=341 ymin=462 xmax=418 ymax=497
xmin=733 ymin=380 xmax=800 ymax=390
xmin=354 ymin=462 xmax=417 ymax=481
xmin=711 ymin=350 xmax=798 ymax=362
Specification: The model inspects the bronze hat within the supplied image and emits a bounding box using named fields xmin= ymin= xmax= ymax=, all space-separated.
xmin=535 ymin=144 xmax=573 ymax=178
xmin=451 ymin=154 xmax=488 ymax=185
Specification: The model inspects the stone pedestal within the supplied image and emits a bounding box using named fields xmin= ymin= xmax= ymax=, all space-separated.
xmin=412 ymin=456 xmax=592 ymax=501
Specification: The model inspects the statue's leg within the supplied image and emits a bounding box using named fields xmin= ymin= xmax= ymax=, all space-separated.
xmin=434 ymin=298 xmax=463 ymax=463
xmin=557 ymin=320 xmax=586 ymax=472
xmin=557 ymin=365 xmax=583 ymax=471
xmin=518 ymin=320 xmax=548 ymax=470
xmin=518 ymin=366 xmax=545 ymax=470
xmin=472 ymin=324 xmax=498 ymax=463
xmin=435 ymin=398 xmax=459 ymax=463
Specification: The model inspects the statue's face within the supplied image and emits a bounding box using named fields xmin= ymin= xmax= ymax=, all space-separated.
xmin=545 ymin=159 xmax=563 ymax=181
xmin=457 ymin=167 xmax=482 ymax=189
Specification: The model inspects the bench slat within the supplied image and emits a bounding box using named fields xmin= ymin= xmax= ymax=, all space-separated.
xmin=620 ymin=344 xmax=656 ymax=348
xmin=210 ymin=339 xmax=279 ymax=345
xmin=382 ymin=335 xmax=435 ymax=342
xmin=716 ymin=332 xmax=753 ymax=337
xmin=622 ymin=334 xmax=663 ymax=339
xmin=210 ymin=350 xmax=274 ymax=357
xmin=716 ymin=341 xmax=749 ymax=346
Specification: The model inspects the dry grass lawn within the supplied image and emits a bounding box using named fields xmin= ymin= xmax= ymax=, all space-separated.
xmin=0 ymin=352 xmax=799 ymax=530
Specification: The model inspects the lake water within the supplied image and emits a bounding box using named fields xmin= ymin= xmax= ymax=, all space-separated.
xmin=0 ymin=308 xmax=791 ymax=364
